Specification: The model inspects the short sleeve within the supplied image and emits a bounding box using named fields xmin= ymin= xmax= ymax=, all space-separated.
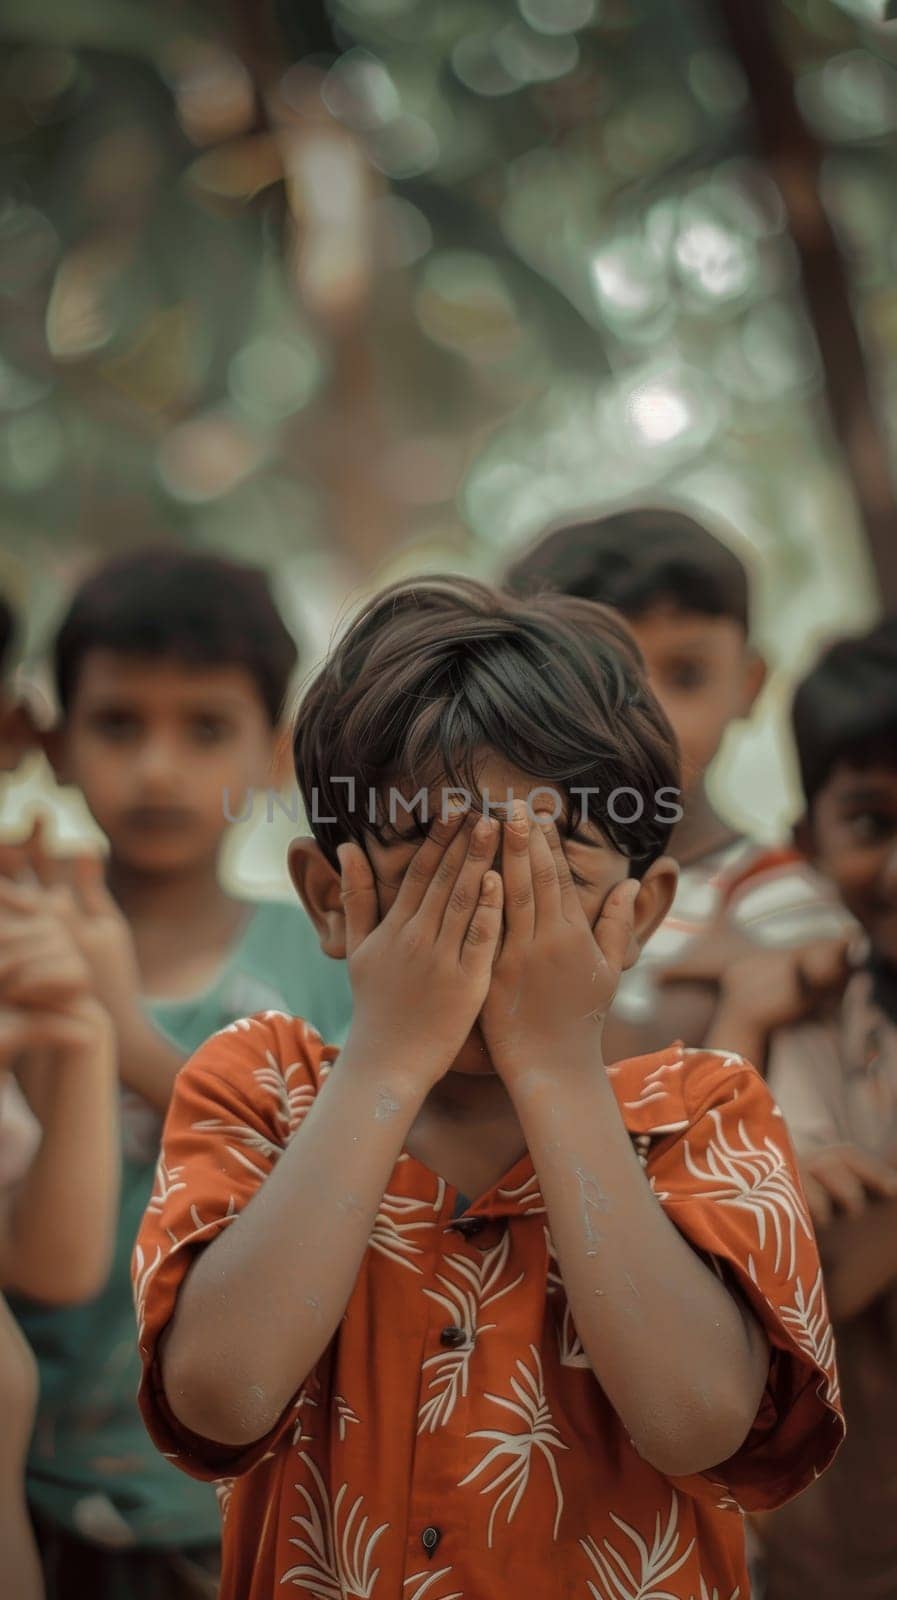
xmin=648 ymin=1052 xmax=845 ymax=1513
xmin=132 ymin=1011 xmax=333 ymax=1481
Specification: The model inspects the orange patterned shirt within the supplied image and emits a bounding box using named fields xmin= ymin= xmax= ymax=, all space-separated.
xmin=134 ymin=1013 xmax=843 ymax=1600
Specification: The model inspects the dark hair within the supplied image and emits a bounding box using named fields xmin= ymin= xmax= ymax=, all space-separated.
xmin=293 ymin=576 xmax=680 ymax=873
xmin=54 ymin=547 xmax=298 ymax=725
xmin=505 ymin=507 xmax=750 ymax=631
xmin=792 ymin=618 xmax=897 ymax=809
xmin=0 ymin=595 xmax=15 ymax=677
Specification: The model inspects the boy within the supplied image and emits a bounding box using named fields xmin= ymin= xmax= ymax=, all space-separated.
xmin=749 ymin=618 xmax=897 ymax=1600
xmin=9 ymin=549 xmax=352 ymax=1599
xmin=134 ymin=577 xmax=842 ymax=1600
xmin=505 ymin=506 xmax=851 ymax=1064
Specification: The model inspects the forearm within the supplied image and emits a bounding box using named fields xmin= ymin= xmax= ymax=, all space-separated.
xmin=705 ymin=998 xmax=768 ymax=1070
xmin=604 ymin=983 xmax=717 ymax=1063
xmin=4 ymin=1011 xmax=119 ymax=1302
xmin=162 ymin=1039 xmax=427 ymax=1447
xmin=510 ymin=1059 xmax=769 ymax=1477
xmin=115 ymin=1010 xmax=185 ymax=1112
xmin=819 ymin=1196 xmax=897 ymax=1320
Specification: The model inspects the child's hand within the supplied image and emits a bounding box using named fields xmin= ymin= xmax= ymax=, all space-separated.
xmin=0 ymin=878 xmax=114 ymax=1066
xmin=0 ymin=819 xmax=142 ymax=1032
xmin=660 ymin=893 xmax=851 ymax=1024
xmin=338 ymin=812 xmax=503 ymax=1088
xmin=799 ymin=1143 xmax=897 ymax=1227
xmin=721 ymin=939 xmax=849 ymax=1036
xmin=480 ymin=804 xmax=638 ymax=1083
xmin=0 ymin=879 xmax=92 ymax=1016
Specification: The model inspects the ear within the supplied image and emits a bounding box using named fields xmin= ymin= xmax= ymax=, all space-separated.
xmin=622 ymin=855 xmax=678 ymax=970
xmin=288 ymin=836 xmax=346 ymax=959
xmin=738 ymin=649 xmax=767 ymax=718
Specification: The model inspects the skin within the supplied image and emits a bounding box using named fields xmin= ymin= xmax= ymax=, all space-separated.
xmin=162 ymin=757 xmax=770 ymax=1478
xmin=0 ymin=1293 xmax=41 ymax=1600
xmin=786 ymin=761 xmax=897 ymax=1322
xmin=39 ymin=652 xmax=283 ymax=1110
xmin=0 ymin=878 xmax=119 ymax=1302
xmin=0 ymin=883 xmax=119 ymax=1600
xmin=602 ymin=606 xmax=767 ymax=1062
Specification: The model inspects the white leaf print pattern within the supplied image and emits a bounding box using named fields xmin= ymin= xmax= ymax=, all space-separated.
xmin=496 ymin=1172 xmax=545 ymax=1215
xmin=419 ymin=1232 xmax=524 ymax=1432
xmin=779 ymin=1268 xmax=840 ymax=1407
xmin=403 ymin=1571 xmax=462 ymax=1600
xmin=692 ymin=1584 xmax=740 ymax=1600
xmin=292 ymin=1378 xmax=321 ymax=1446
xmin=369 ymin=1192 xmax=438 ymax=1275
xmin=282 ymin=1454 xmax=388 ymax=1597
xmin=146 ymin=1155 xmax=185 ymax=1214
xmin=253 ymin=1051 xmax=316 ymax=1134
xmin=622 ymin=1055 xmax=689 ymax=1125
xmin=133 ymin=1243 xmax=161 ymax=1346
xmin=580 ymin=1493 xmax=695 ymax=1599
xmin=681 ymin=1110 xmax=812 ymax=1278
xmin=214 ymin=1477 xmax=235 ymax=1524
xmin=191 ymin=1110 xmax=285 ymax=1180
xmin=460 ymin=1344 xmax=568 ymax=1548
xmin=335 ymin=1395 xmax=361 ymax=1441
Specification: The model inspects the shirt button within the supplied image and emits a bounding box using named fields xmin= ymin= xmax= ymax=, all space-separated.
xmin=452 ymin=1216 xmax=486 ymax=1238
xmin=421 ymin=1525 xmax=441 ymax=1556
xmin=439 ymin=1324 xmax=468 ymax=1349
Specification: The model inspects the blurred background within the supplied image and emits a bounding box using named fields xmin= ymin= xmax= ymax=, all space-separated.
xmin=1 ymin=0 xmax=896 ymax=890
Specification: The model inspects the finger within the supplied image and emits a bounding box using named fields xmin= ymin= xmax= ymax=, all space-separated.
xmin=2 ymin=949 xmax=86 ymax=999
xmin=22 ymin=813 xmax=54 ymax=888
xmin=70 ymin=852 xmax=112 ymax=916
xmin=438 ymin=816 xmax=498 ymax=936
xmin=501 ymin=802 xmax=534 ymax=941
xmin=460 ymin=869 xmax=503 ymax=975
xmin=800 ymin=938 xmax=851 ymax=995
xmin=594 ymin=878 xmax=640 ymax=982
xmin=392 ymin=811 xmax=467 ymax=919
xmin=416 ymin=814 xmax=483 ymax=930
xmin=529 ymin=812 xmax=565 ymax=925
xmin=0 ymin=843 xmax=30 ymax=882
xmin=840 ymin=1146 xmax=897 ymax=1199
xmin=658 ymin=932 xmax=747 ymax=986
xmin=800 ymin=1172 xmax=832 ymax=1228
xmin=536 ymin=814 xmax=580 ymax=923
xmin=0 ymin=877 xmax=42 ymax=914
xmin=338 ymin=843 xmax=379 ymax=959
xmin=813 ymin=1157 xmax=867 ymax=1219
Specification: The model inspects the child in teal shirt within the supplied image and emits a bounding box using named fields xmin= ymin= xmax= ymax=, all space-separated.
xmin=11 ymin=549 xmax=351 ymax=1600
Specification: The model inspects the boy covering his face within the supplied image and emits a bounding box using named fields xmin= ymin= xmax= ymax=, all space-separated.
xmin=134 ymin=577 xmax=841 ymax=1600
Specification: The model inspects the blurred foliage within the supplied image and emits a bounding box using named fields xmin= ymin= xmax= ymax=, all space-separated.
xmin=0 ymin=0 xmax=892 ymax=675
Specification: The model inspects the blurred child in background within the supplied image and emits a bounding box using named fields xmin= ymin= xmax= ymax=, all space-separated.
xmin=754 ymin=619 xmax=897 ymax=1600
xmin=7 ymin=549 xmax=352 ymax=1600
xmin=0 ymin=597 xmax=119 ymax=1600
xmin=505 ymin=506 xmax=851 ymax=1066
